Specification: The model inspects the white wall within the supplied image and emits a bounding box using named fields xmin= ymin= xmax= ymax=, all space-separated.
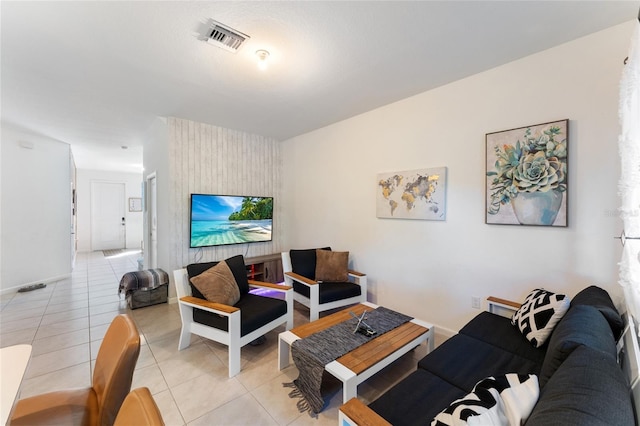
xmin=143 ymin=117 xmax=169 ymax=272
xmin=1 ymin=125 xmax=73 ymax=292
xmin=281 ymin=21 xmax=634 ymax=333
xmin=76 ymin=169 xmax=143 ymax=252
xmin=143 ymin=117 xmax=282 ymax=298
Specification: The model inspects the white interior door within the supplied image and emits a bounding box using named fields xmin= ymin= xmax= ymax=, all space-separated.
xmin=91 ymin=181 xmax=126 ymax=250
xmin=148 ymin=174 xmax=158 ymax=268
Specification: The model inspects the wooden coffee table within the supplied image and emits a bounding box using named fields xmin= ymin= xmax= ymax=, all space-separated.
xmin=278 ymin=302 xmax=434 ymax=403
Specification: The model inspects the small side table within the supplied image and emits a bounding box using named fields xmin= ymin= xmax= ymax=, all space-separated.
xmin=1 ymin=344 xmax=32 ymax=425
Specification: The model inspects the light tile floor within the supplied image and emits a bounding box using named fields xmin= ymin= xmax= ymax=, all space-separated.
xmin=0 ymin=251 xmax=440 ymax=425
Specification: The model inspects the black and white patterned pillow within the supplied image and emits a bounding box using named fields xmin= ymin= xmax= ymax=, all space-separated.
xmin=432 ymin=374 xmax=539 ymax=426
xmin=512 ymin=288 xmax=570 ymax=348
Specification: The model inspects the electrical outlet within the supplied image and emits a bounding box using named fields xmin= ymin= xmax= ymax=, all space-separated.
xmin=472 ymin=296 xmax=481 ymax=309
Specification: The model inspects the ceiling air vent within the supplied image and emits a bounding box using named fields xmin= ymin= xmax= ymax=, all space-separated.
xmin=206 ymin=20 xmax=249 ymax=53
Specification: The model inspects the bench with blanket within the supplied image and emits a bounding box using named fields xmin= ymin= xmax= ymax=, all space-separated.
xmin=118 ymin=269 xmax=169 ymax=309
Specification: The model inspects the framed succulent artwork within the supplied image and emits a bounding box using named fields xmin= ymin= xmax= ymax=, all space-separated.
xmin=485 ymin=119 xmax=568 ymax=226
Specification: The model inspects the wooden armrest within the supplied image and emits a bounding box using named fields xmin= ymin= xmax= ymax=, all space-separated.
xmin=179 ymin=296 xmax=239 ymax=314
xmin=487 ymin=296 xmax=521 ymax=309
xmin=248 ymin=280 xmax=292 ymax=291
xmin=340 ymin=398 xmax=391 ymax=426
xmin=348 ymin=270 xmax=366 ymax=277
xmin=284 ymin=271 xmax=318 ymax=285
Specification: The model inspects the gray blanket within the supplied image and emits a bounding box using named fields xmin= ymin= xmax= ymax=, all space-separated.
xmin=118 ymin=269 xmax=168 ymax=295
xmin=285 ymin=306 xmax=412 ymax=414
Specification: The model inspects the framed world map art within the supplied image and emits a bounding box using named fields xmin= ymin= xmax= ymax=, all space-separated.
xmin=376 ymin=167 xmax=447 ymax=220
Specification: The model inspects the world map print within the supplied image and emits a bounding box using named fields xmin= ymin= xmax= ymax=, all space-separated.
xmin=376 ymin=167 xmax=447 ymax=220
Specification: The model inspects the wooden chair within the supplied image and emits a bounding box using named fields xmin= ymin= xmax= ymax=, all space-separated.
xmin=114 ymin=387 xmax=164 ymax=426
xmin=174 ymin=254 xmax=293 ymax=377
xmin=11 ymin=315 xmax=140 ymax=426
xmin=281 ymin=248 xmax=367 ymax=321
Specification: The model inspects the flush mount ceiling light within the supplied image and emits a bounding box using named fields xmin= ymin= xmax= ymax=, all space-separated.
xmin=205 ymin=20 xmax=250 ymax=53
xmin=256 ymin=50 xmax=270 ymax=70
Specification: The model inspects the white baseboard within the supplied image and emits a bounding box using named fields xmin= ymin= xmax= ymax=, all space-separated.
xmin=432 ymin=324 xmax=457 ymax=340
xmin=0 ymin=273 xmax=72 ymax=296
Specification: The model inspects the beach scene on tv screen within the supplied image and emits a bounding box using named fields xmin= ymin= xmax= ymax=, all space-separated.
xmin=190 ymin=195 xmax=273 ymax=247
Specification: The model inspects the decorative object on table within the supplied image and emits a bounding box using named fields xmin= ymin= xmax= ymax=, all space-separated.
xmin=486 ymin=119 xmax=568 ymax=226
xmin=349 ymin=310 xmax=376 ymax=336
xmin=377 ymin=167 xmax=447 ymax=220
xmin=284 ymin=306 xmax=411 ymax=414
xmin=118 ymin=269 xmax=169 ymax=309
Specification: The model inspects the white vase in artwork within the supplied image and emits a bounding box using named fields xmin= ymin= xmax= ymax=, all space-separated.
xmin=511 ymin=189 xmax=563 ymax=225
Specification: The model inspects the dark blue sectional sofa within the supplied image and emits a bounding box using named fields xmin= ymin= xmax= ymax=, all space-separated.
xmin=340 ymin=286 xmax=635 ymax=425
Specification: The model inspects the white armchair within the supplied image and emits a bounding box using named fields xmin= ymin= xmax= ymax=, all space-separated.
xmin=281 ymin=249 xmax=367 ymax=321
xmin=174 ymin=255 xmax=293 ymax=377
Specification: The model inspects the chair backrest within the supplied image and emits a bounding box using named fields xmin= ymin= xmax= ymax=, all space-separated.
xmin=114 ymin=387 xmax=164 ymax=426
xmin=283 ymin=248 xmax=333 ymax=283
xmin=281 ymin=252 xmax=293 ymax=286
xmin=93 ymin=314 xmax=141 ymax=426
xmin=174 ymin=268 xmax=191 ymax=299
xmin=186 ymin=255 xmax=250 ymax=296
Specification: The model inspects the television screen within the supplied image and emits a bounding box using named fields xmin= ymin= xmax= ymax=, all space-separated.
xmin=190 ymin=194 xmax=273 ymax=248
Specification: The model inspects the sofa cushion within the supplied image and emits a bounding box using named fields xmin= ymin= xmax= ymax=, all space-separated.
xmin=571 ymin=285 xmax=624 ymax=340
xmin=459 ymin=312 xmax=547 ymax=365
xmin=539 ymin=304 xmax=616 ymax=387
xmin=290 ymin=247 xmax=331 ymax=280
xmin=292 ymin=281 xmax=362 ymax=303
xmin=417 ymin=334 xmax=541 ymax=392
xmin=189 ymin=260 xmax=240 ymax=306
xmin=187 ymin=254 xmax=250 ymax=296
xmin=431 ymin=374 xmax=539 ymax=426
xmin=368 ymin=369 xmax=467 ymax=426
xmin=315 ymin=250 xmax=349 ymax=282
xmin=511 ymin=288 xmax=570 ymax=348
xmin=526 ymin=345 xmax=634 ymax=426
xmin=193 ymin=293 xmax=287 ymax=336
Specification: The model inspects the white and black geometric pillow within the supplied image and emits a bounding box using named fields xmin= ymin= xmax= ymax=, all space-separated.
xmin=431 ymin=374 xmax=539 ymax=426
xmin=511 ymin=288 xmax=570 ymax=348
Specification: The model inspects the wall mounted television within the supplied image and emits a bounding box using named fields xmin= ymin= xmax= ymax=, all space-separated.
xmin=189 ymin=194 xmax=273 ymax=248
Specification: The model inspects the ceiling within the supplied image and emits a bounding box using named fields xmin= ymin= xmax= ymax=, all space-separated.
xmin=2 ymin=1 xmax=638 ymax=174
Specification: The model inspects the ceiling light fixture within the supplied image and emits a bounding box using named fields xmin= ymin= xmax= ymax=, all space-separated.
xmin=256 ymin=50 xmax=270 ymax=70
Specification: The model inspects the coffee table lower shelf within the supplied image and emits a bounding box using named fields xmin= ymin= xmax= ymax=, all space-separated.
xmin=278 ymin=302 xmax=434 ymax=403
